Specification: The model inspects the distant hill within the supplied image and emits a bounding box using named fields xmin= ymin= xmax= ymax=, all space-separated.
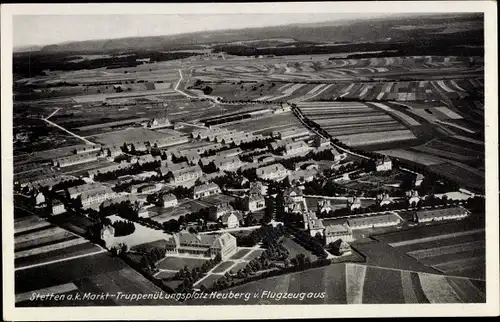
xmin=14 ymin=45 xmax=43 ymax=53
xmin=37 ymin=13 xmax=483 ymax=54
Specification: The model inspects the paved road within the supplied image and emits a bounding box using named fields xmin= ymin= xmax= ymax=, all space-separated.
xmin=43 ymin=117 xmax=95 ymax=145
xmin=45 ymin=108 xmax=60 ymax=120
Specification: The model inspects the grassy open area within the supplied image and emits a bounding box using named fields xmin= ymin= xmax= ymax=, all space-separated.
xmin=212 ymin=261 xmax=236 ymax=274
xmin=230 ymin=249 xmax=251 ymax=260
xmin=156 ymin=257 xmax=208 ymax=271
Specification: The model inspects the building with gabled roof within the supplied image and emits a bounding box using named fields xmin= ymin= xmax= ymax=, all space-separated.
xmin=376 ymin=155 xmax=392 ymax=172
xmin=152 ymin=135 xmax=189 ymax=148
xmin=166 ymin=164 xmax=203 ymax=185
xmin=413 ymin=207 xmax=469 ymax=223
xmin=68 ymin=182 xmax=105 ymax=199
xmin=51 ymin=200 xmax=66 ymax=215
xmin=127 ymin=141 xmax=148 ymax=153
xmin=144 ymin=117 xmax=171 ymax=129
xmin=215 ymin=148 xmax=242 ymax=158
xmin=244 ymin=192 xmax=266 ymax=212
xmin=74 ymin=145 xmax=102 ymax=155
xmin=303 ymin=212 xmax=325 ymax=237
xmin=346 ymin=197 xmax=362 ymax=210
xmin=256 ymin=163 xmax=289 ymax=181
xmin=54 ymin=153 xmax=98 ymax=168
xmin=219 ymin=211 xmax=242 ymax=229
xmin=346 ymin=213 xmax=401 ymax=230
xmin=272 ymin=127 xmax=310 ymax=140
xmin=325 ymin=224 xmax=353 ymax=244
xmin=313 ymin=135 xmax=330 ymax=148
xmin=282 ymin=140 xmax=310 ymax=156
xmin=88 ymin=163 xmax=131 ymax=179
xmin=162 ymin=194 xmax=178 ymax=208
xmin=209 ymin=202 xmax=234 ymax=221
xmin=212 ymin=155 xmax=243 ymax=172
xmin=79 ymin=187 xmax=117 ymax=208
xmin=377 ymin=193 xmax=393 ymax=206
xmin=406 ymin=190 xmax=421 ymax=206
xmin=192 ymin=182 xmax=221 ymax=199
xmin=330 ymin=239 xmax=352 ymax=256
xmin=164 ymin=231 xmax=237 ymax=260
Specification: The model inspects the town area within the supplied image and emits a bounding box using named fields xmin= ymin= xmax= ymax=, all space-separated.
xmin=13 ymin=12 xmax=486 ymax=306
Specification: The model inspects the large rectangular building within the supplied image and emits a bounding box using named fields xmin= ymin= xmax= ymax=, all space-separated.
xmin=54 ymin=153 xmax=98 ymax=168
xmin=164 ymin=232 xmax=237 ymax=260
xmin=346 ymin=213 xmax=401 ymax=230
xmin=413 ymin=207 xmax=469 ymax=223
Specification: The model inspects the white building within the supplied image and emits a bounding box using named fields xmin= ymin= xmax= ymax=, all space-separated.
xmin=35 ymin=191 xmax=46 ymax=205
xmin=272 ymin=127 xmax=309 ymax=140
xmin=74 ymin=145 xmax=101 ymax=154
xmin=68 ymin=182 xmax=105 ymax=199
xmin=256 ymin=163 xmax=290 ymax=181
xmin=167 ymin=165 xmax=203 ymax=185
xmin=375 ymin=156 xmax=392 ymax=172
xmin=212 ymin=156 xmax=244 ymax=172
xmin=244 ymin=193 xmax=266 ymax=212
xmin=144 ymin=117 xmax=171 ymax=129
xmin=54 ymin=153 xmax=98 ymax=168
xmin=282 ymin=141 xmax=310 ymax=156
xmin=220 ymin=212 xmax=242 ymax=229
xmin=346 ymin=213 xmax=401 ymax=230
xmin=192 ymin=182 xmax=221 ymax=199
xmin=51 ymin=201 xmax=66 ymax=215
xmin=303 ymin=212 xmax=325 ymax=237
xmin=325 ymin=224 xmax=354 ymax=244
xmin=346 ymin=197 xmax=362 ymax=210
xmin=162 ymin=194 xmax=178 ymax=208
xmin=377 ymin=193 xmax=393 ymax=206
xmin=406 ymin=190 xmax=421 ymax=206
xmin=88 ymin=163 xmax=130 ymax=179
xmin=80 ymin=187 xmax=116 ymax=207
xmin=413 ymin=207 xmax=469 ymax=223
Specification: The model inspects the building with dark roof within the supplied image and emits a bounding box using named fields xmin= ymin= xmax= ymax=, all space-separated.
xmin=164 ymin=231 xmax=237 ymax=260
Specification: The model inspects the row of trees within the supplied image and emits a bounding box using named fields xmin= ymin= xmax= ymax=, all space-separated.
xmin=139 ymin=247 xmax=167 ymax=271
xmin=235 ymin=224 xmax=287 ymax=247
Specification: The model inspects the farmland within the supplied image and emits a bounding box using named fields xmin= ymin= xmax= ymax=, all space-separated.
xmin=14 ymin=215 xmax=103 ymax=270
xmin=220 ymin=111 xmax=310 ymax=136
xmin=296 ymin=101 xmax=416 ymax=147
xmin=187 ymin=263 xmax=485 ymax=305
xmin=372 ymin=221 xmax=486 ymax=280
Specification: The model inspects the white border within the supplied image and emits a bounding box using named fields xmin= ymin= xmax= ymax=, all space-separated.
xmin=2 ymin=2 xmax=498 ymax=320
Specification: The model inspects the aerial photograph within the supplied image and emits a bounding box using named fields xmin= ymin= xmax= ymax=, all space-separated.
xmin=10 ymin=10 xmax=487 ymax=308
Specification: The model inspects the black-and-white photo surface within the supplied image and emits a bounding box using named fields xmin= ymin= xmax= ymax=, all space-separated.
xmin=2 ymin=2 xmax=498 ymax=320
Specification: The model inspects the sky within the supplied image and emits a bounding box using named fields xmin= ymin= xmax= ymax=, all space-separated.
xmin=13 ymin=13 xmax=396 ymax=48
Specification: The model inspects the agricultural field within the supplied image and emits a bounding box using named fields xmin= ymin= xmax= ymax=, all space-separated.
xmin=14 ymin=215 xmax=103 ymax=270
xmin=187 ymin=263 xmax=485 ymax=305
xmin=372 ymin=222 xmax=486 ymax=280
xmin=86 ymin=127 xmax=177 ymax=146
xmin=16 ymin=254 xmax=176 ymax=306
xmin=220 ymin=111 xmax=310 ymax=136
xmin=296 ymin=101 xmax=416 ymax=147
